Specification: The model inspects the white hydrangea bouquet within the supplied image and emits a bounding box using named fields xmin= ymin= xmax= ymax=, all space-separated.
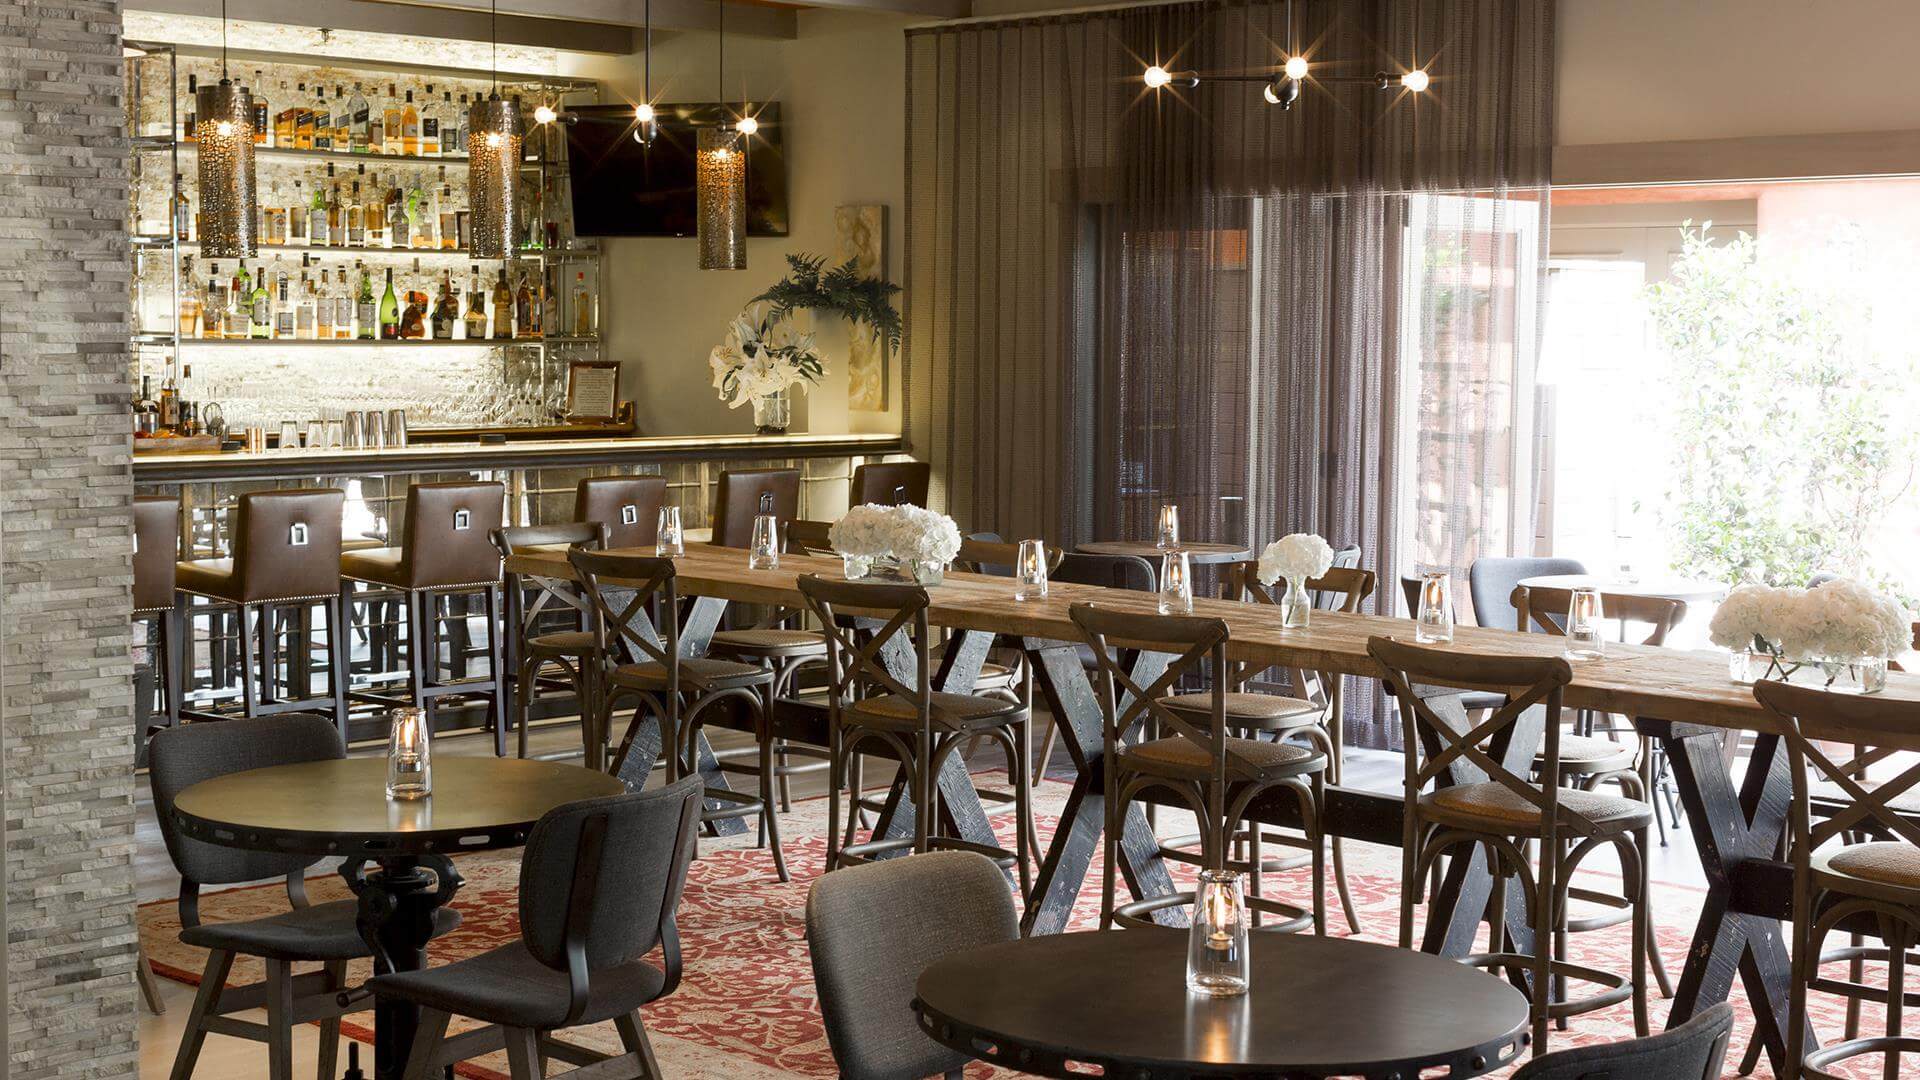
xmin=829 ymin=504 xmax=962 ymax=585
xmin=1709 ymin=578 xmax=1911 ymax=693
xmin=709 ymin=302 xmax=827 ymax=427
xmin=1256 ymin=532 xmax=1335 ymax=628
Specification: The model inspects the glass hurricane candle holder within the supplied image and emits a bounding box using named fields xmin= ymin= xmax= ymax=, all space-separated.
xmin=385 ymin=707 xmax=432 ymax=800
xmin=749 ymin=514 xmax=780 ymax=570
xmin=1187 ymin=869 xmax=1250 ymax=997
xmin=1565 ymin=587 xmax=1605 ymax=660
xmin=1159 ymin=551 xmax=1193 ymax=615
xmin=1015 ymin=538 xmax=1049 ymax=601
xmin=1416 ymin=571 xmax=1454 ymax=644
xmin=1156 ymin=504 xmax=1181 ymax=551
xmin=656 ymin=506 xmax=684 ymax=557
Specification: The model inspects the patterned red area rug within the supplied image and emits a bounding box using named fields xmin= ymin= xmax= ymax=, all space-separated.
xmin=141 ymin=778 xmax=1885 ymax=1078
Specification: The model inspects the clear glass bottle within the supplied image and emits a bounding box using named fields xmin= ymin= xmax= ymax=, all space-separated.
xmin=171 ymin=173 xmax=191 ymax=241
xmin=288 ymin=179 xmax=308 ymax=243
xmin=347 ymin=82 xmax=371 ymax=153
xmin=513 ymin=269 xmax=535 ymax=338
xmin=295 ymin=270 xmax=317 ymax=339
xmin=308 ymin=170 xmax=331 ymax=247
xmin=274 ymin=265 xmax=296 ymax=339
xmin=225 ymin=262 xmax=250 ymax=338
xmin=572 ymin=271 xmax=594 ymax=336
xmin=438 ymin=181 xmax=458 ymax=251
xmin=383 ymin=85 xmax=404 ymax=156
xmin=335 ymin=267 xmax=354 ymax=339
xmin=262 ymin=181 xmax=288 ymax=246
xmin=364 ymin=174 xmax=386 ymax=247
xmin=419 ymin=84 xmax=439 ymax=156
xmin=379 ymin=266 xmax=400 ymax=339
xmin=248 ymin=262 xmax=272 ymax=339
xmin=387 ymin=183 xmax=409 ymax=250
xmin=326 ymin=177 xmax=344 ymax=247
xmin=293 ymin=81 xmax=316 ymax=149
xmin=177 ymin=256 xmax=202 ymax=338
xmin=347 ymin=180 xmax=365 ymax=246
xmin=463 ymin=265 xmax=487 ymax=340
xmin=492 ymin=268 xmax=513 ymax=339
xmin=250 ymin=70 xmax=268 ymax=144
xmin=401 ymin=90 xmax=420 ymax=156
xmin=310 ymin=83 xmax=332 ymax=152
xmin=273 ymin=79 xmax=296 ymax=147
xmin=202 ymin=263 xmax=225 ymax=339
xmin=408 ymin=177 xmax=431 ymax=249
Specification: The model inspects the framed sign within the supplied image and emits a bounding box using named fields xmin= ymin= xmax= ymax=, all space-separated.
xmin=566 ymin=359 xmax=622 ymax=421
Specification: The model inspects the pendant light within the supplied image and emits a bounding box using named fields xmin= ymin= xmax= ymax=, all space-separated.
xmin=196 ymin=0 xmax=257 ymax=258
xmin=696 ymin=0 xmax=746 ymax=270
xmin=468 ymin=0 xmax=524 ymax=259
xmin=633 ymin=0 xmax=658 ymax=147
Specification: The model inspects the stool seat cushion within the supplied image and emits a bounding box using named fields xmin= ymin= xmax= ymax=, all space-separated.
xmin=180 ymin=899 xmax=460 ymax=962
xmin=709 ymin=628 xmax=827 ymax=657
xmin=1538 ymin=733 xmax=1638 ymax=771
xmin=1822 ymin=841 xmax=1920 ymax=890
xmin=370 ymin=941 xmax=665 ymax=1029
xmin=176 ymin=558 xmax=241 ymax=602
xmin=340 ymin=546 xmax=407 ymax=588
xmin=1421 ymin=781 xmax=1652 ymax=835
xmin=527 ymin=630 xmax=596 ymax=655
xmin=845 ymin=691 xmax=1023 ymax=732
xmin=1159 ymin=691 xmax=1321 ymax=730
xmin=608 ymin=657 xmax=770 ymax=692
xmin=1121 ymin=735 xmax=1323 ymax=781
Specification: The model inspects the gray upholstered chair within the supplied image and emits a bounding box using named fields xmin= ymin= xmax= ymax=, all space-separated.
xmin=149 ymin=714 xmax=459 ymax=1080
xmin=1467 ymin=555 xmax=1587 ymax=631
xmin=806 ymin=850 xmax=1018 ymax=1080
xmin=374 ymin=776 xmax=704 ymax=1080
xmin=1511 ymin=1001 xmax=1733 ymax=1079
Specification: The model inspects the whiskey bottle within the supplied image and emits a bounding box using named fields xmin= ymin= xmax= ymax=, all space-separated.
xmin=250 ymin=71 xmax=268 ymax=145
xmin=401 ymin=91 xmax=420 ymax=157
xmin=335 ymin=268 xmax=355 ymax=339
xmin=383 ymin=85 xmax=404 ymax=156
xmin=326 ymin=177 xmax=345 ymax=248
xmin=431 ymin=271 xmax=456 ymax=340
xmin=364 ymin=174 xmax=386 ymax=247
xmin=492 ymin=268 xmax=513 ymax=340
xmin=400 ymin=259 xmax=427 ymax=339
xmin=134 ymin=375 xmax=160 ymax=436
xmin=333 ymin=86 xmax=351 ymax=150
xmin=274 ymin=80 xmax=297 ymax=147
xmin=347 ymin=180 xmax=365 ymax=246
xmin=172 ymin=174 xmax=191 ymax=241
xmin=158 ymin=368 xmax=180 ymax=430
xmin=274 ymin=264 xmax=297 ymax=339
xmin=573 ymin=271 xmax=594 ymax=337
xmin=438 ymin=181 xmax=458 ymax=251
xmin=378 ymin=266 xmax=400 ymax=339
xmin=202 ymin=263 xmax=225 ymax=340
xmin=514 ymin=270 xmax=535 ymax=339
xmin=347 ymin=83 xmax=372 ymax=153
xmin=420 ymin=85 xmax=440 ymax=156
xmin=288 ymin=179 xmax=308 ymax=243
xmin=183 ymin=73 xmax=198 ymax=142
xmin=308 ymin=171 xmax=331 ymax=247
xmin=310 ymin=83 xmax=332 ymax=152
xmin=463 ymin=266 xmax=487 ymax=340
xmin=386 ymin=183 xmax=410 ymax=250
xmin=294 ymin=82 xmax=316 ymax=149
xmin=177 ymin=255 xmax=201 ymax=337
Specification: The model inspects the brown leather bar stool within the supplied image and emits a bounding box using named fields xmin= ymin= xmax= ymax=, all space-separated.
xmin=174 ymin=488 xmax=350 ymax=743
xmin=340 ymin=481 xmax=509 ymax=752
xmin=491 ymin=521 xmax=606 ymax=764
xmin=136 ymin=495 xmax=185 ymax=741
xmin=576 ymin=474 xmax=667 ymax=550
xmin=851 ymin=460 xmax=930 ymax=507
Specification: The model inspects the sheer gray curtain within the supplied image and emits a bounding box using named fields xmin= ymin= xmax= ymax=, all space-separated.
xmin=905 ymin=0 xmax=1552 ymax=744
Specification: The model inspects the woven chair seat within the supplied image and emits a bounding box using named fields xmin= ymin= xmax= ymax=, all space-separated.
xmin=1822 ymin=841 xmax=1920 ymax=890
xmin=710 ymin=628 xmax=828 ymax=658
xmin=608 ymin=657 xmax=770 ymax=692
xmin=526 ymin=630 xmax=595 ymax=655
xmin=1538 ymin=733 xmax=1638 ymax=770
xmin=1159 ymin=691 xmax=1321 ymax=731
xmin=1121 ymin=735 xmax=1323 ymax=782
xmin=845 ymin=691 xmax=1023 ymax=732
xmin=1421 ymin=781 xmax=1651 ymax=835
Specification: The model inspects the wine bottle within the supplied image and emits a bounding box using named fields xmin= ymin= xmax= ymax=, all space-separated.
xmin=379 ymin=266 xmax=400 ymax=339
xmin=356 ymin=263 xmax=377 ymax=340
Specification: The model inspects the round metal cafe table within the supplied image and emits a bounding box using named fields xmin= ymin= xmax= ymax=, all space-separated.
xmin=1076 ymin=541 xmax=1252 ymax=566
xmin=172 ymin=756 xmax=625 ymax=1080
xmin=1516 ymin=573 xmax=1728 ymax=604
xmin=914 ymin=930 xmax=1531 ymax=1079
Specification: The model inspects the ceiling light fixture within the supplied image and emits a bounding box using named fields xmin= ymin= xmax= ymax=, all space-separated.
xmin=196 ymin=0 xmax=257 ymax=258
xmin=696 ymin=0 xmax=746 ymax=270
xmin=467 ymin=0 xmax=523 ymax=259
xmin=1154 ymin=0 xmax=1434 ymax=109
xmin=634 ymin=0 xmax=659 ymax=146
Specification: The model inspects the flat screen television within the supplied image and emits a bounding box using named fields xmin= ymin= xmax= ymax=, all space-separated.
xmin=563 ymin=102 xmax=787 ymax=238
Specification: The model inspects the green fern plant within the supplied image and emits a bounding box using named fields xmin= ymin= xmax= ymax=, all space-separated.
xmin=752 ymin=253 xmax=903 ymax=354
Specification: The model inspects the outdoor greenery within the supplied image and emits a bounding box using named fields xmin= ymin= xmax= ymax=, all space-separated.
xmin=752 ymin=253 xmax=903 ymax=353
xmin=1645 ymin=225 xmax=1916 ymax=598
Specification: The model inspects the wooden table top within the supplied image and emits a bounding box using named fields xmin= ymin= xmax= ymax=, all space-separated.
xmin=1075 ymin=540 xmax=1251 ymax=564
xmin=505 ymin=543 xmax=1920 ymax=735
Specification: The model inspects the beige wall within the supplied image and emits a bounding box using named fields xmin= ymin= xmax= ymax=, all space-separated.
xmin=565 ymin=9 xmax=911 ymax=438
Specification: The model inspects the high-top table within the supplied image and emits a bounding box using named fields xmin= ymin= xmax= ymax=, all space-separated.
xmin=503 ymin=542 xmax=1920 ymax=1073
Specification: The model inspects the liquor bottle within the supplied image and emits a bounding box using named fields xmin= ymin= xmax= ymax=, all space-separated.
xmin=454 ymin=92 xmax=471 ymax=154
xmin=438 ymin=180 xmax=458 ymax=251
xmin=274 ymin=265 xmax=296 ymax=339
xmin=134 ymin=376 xmax=160 ymax=435
xmin=400 ymin=258 xmax=427 ymax=339
xmin=386 ymin=183 xmax=409 ymax=250
xmin=293 ymin=82 xmax=315 ymax=149
xmin=347 ymin=83 xmax=372 ymax=153
xmin=420 ymin=85 xmax=440 ymax=156
xmin=172 ymin=174 xmax=191 ymax=241
xmin=440 ymin=91 xmax=456 ymax=153
xmin=326 ymin=178 xmax=345 ymax=247
xmin=262 ymin=181 xmax=287 ymax=245
xmin=179 ymin=364 xmax=198 ymax=427
xmin=573 ymin=271 xmax=594 ymax=337
xmin=295 ymin=267 xmax=317 ymax=339
xmin=158 ymin=368 xmax=180 ymax=430
xmin=384 ymin=86 xmax=405 ymax=156
xmin=409 ymin=177 xmax=431 ymax=250
xmin=203 ymin=263 xmax=225 ymax=339
xmin=226 ymin=262 xmax=250 ymax=338
xmin=310 ymin=82 xmax=332 ymax=152
xmin=273 ymin=80 xmax=295 ymax=146
xmin=347 ymin=180 xmax=365 ymax=246
xmin=309 ymin=170 xmax=331 ymax=247
xmin=334 ymin=86 xmax=351 ymax=150
xmin=250 ymin=262 xmax=273 ymax=339
xmin=356 ymin=264 xmax=376 ymax=340
xmin=288 ymin=180 xmax=308 ymax=243
xmin=431 ymin=271 xmax=456 ymax=339
xmin=401 ymin=91 xmax=420 ymax=157
xmin=183 ymin=73 xmax=198 ymax=142
xmin=542 ymin=268 xmax=560 ymax=334
xmin=178 ymin=257 xmax=202 ymax=337
xmin=463 ymin=266 xmax=487 ymax=340
xmin=492 ymin=268 xmax=513 ymax=339
xmin=513 ymin=270 xmax=535 ymax=339
xmin=378 ymin=267 xmax=400 ymax=339
xmin=251 ymin=70 xmax=269 ymax=144
xmin=364 ymin=174 xmax=385 ymax=247
xmin=335 ymin=268 xmax=354 ymax=339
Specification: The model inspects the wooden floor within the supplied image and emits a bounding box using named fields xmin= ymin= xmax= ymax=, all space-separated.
xmin=133 ymin=713 xmax=1707 ymax=1077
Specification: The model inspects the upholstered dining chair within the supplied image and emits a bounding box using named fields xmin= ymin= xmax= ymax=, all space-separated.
xmin=1511 ymin=1002 xmax=1733 ymax=1080
xmin=850 ymin=459 xmax=932 ymax=508
xmin=807 ymin=851 xmax=1018 ymax=1080
xmin=1072 ymin=602 xmax=1326 ymax=934
xmin=149 ymin=714 xmax=460 ymax=1080
xmin=1468 ymin=556 xmax=1587 ymax=633
xmin=570 ymin=548 xmax=788 ymax=882
xmin=491 ymin=522 xmax=607 ymax=762
xmin=375 ymin=777 xmax=704 ymax=1080
xmin=1370 ymin=636 xmax=1652 ymax=1055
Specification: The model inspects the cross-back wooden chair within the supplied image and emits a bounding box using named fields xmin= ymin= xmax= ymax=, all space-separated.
xmin=1758 ymin=679 xmax=1920 ymax=1080
xmin=798 ymin=574 xmax=1032 ymax=896
xmin=492 ymin=521 xmax=608 ymax=763
xmin=1369 ymin=635 xmax=1652 ymax=1056
xmin=569 ymin=548 xmax=788 ymax=882
xmin=1070 ymin=602 xmax=1325 ymax=934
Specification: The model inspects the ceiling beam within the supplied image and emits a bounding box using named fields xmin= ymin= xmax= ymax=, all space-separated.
xmin=125 ymin=0 xmax=799 ymax=47
xmin=368 ymin=0 xmax=797 ymax=39
xmin=786 ymin=0 xmax=971 ymax=19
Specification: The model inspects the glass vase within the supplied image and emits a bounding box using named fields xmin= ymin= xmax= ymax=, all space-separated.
xmin=1734 ymin=648 xmax=1887 ymax=695
xmin=1281 ymin=576 xmax=1310 ymax=628
xmin=843 ymin=554 xmax=943 ymax=586
xmin=752 ymin=393 xmax=791 ymax=435
xmin=1187 ymin=869 xmax=1250 ymax=997
xmin=385 ymin=707 xmax=432 ymax=800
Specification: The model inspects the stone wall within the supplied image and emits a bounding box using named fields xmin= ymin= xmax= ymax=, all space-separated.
xmin=0 ymin=1 xmax=140 ymax=1077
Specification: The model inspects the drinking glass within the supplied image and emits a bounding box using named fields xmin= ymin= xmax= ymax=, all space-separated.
xmin=655 ymin=506 xmax=684 ymax=557
xmin=385 ymin=707 xmax=432 ymax=800
xmin=749 ymin=514 xmax=780 ymax=571
xmin=305 ymin=420 xmax=326 ymax=451
xmin=276 ymin=420 xmax=300 ymax=452
xmin=324 ymin=419 xmax=344 ymax=449
xmin=1566 ymin=587 xmax=1606 ymax=660
xmin=1159 ymin=551 xmax=1193 ymax=615
xmin=1415 ymin=572 xmax=1454 ymax=644
xmin=1156 ymin=504 xmax=1181 ymax=551
xmin=1186 ymin=869 xmax=1250 ymax=997
xmin=1015 ymin=539 xmax=1049 ymax=601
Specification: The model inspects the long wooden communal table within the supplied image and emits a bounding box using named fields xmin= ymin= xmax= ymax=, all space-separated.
xmin=503 ymin=542 xmax=1920 ymax=1074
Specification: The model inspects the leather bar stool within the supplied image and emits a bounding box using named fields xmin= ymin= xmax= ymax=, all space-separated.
xmin=576 ymin=474 xmax=667 ymax=550
xmin=850 ymin=460 xmax=930 ymax=507
xmin=174 ymin=488 xmax=350 ymax=743
xmin=136 ymin=495 xmax=184 ymax=742
xmin=492 ymin=521 xmax=606 ymax=765
xmin=340 ymin=481 xmax=509 ymax=752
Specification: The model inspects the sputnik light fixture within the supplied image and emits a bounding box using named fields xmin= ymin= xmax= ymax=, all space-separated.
xmin=1142 ymin=0 xmax=1431 ymax=109
xmin=467 ymin=0 xmax=524 ymax=259
xmin=695 ymin=0 xmax=746 ymax=270
xmin=634 ymin=0 xmax=659 ymax=147
xmin=196 ymin=0 xmax=258 ymax=258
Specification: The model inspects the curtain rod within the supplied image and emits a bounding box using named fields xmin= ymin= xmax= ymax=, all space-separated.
xmin=906 ymin=0 xmax=1204 ymax=34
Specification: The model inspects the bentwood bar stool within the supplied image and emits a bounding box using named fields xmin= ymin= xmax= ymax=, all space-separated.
xmin=1760 ymin=680 xmax=1920 ymax=1080
xmin=135 ymin=494 xmax=184 ymax=741
xmin=575 ymin=474 xmax=667 ymax=549
xmin=1370 ymin=636 xmax=1652 ymax=1055
xmin=175 ymin=488 xmax=349 ymax=742
xmin=799 ymin=575 xmax=1032 ymax=892
xmin=492 ymin=522 xmax=608 ymax=764
xmin=1071 ymin=603 xmax=1326 ymax=934
xmin=340 ymin=481 xmax=509 ymax=750
xmin=571 ymin=548 xmax=789 ymax=882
